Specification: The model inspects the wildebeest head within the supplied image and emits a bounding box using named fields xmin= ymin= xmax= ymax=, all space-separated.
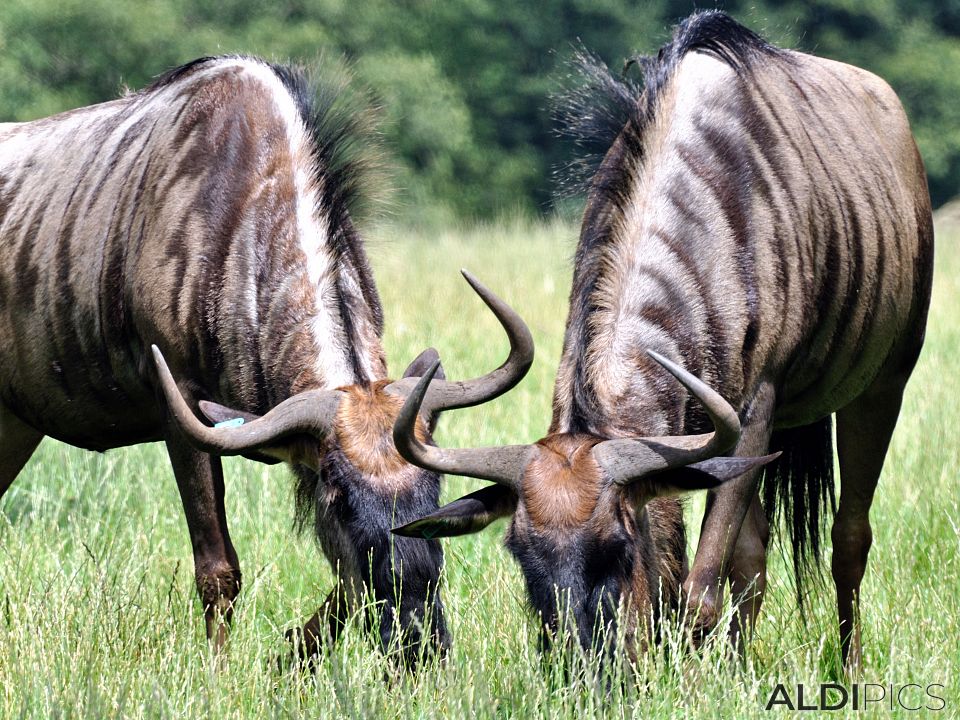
xmin=153 ymin=271 xmax=534 ymax=664
xmin=392 ymin=351 xmax=776 ymax=658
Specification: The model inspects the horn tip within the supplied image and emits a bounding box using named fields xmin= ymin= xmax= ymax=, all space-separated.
xmin=646 ymin=349 xmax=684 ymax=379
xmin=424 ymin=359 xmax=441 ymax=382
xmin=646 ymin=348 xmax=668 ymax=365
xmin=392 ymin=518 xmax=441 ymax=540
xmin=460 ymin=268 xmax=480 ymax=288
xmin=150 ymin=344 xmax=166 ymax=369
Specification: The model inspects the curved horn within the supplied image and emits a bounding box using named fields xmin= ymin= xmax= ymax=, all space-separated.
xmin=152 ymin=345 xmax=342 ymax=456
xmin=593 ymin=350 xmax=742 ymax=486
xmin=393 ymin=361 xmax=532 ymax=490
xmin=386 ymin=270 xmax=534 ymax=411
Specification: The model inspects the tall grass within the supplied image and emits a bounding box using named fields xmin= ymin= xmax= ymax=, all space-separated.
xmin=1 ymin=218 xmax=957 ymax=718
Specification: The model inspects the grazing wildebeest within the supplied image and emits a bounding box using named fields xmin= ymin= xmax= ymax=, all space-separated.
xmin=0 ymin=56 xmax=533 ymax=663
xmin=392 ymin=12 xmax=933 ymax=668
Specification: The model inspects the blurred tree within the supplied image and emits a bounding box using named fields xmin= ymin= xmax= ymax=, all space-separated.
xmin=1 ymin=0 xmax=958 ymax=221
xmin=0 ymin=0 xmax=183 ymax=118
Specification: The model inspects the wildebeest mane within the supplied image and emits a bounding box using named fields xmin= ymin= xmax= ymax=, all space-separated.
xmin=265 ymin=62 xmax=391 ymax=525
xmin=147 ymin=55 xmax=386 ymax=344
xmin=270 ymin=60 xmax=386 ymax=343
xmin=149 ymin=57 xmax=389 ymax=528
xmin=553 ymin=10 xmax=780 ymax=203
xmin=145 ymin=56 xmax=219 ymax=91
xmin=269 ymin=59 xmax=387 ymax=356
xmin=553 ymin=11 xmax=782 ymax=435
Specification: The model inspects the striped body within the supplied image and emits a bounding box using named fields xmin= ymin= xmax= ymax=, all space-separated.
xmin=386 ymin=11 xmax=933 ymax=664
xmin=0 ymin=57 xmax=384 ymax=451
xmin=544 ymin=13 xmax=935 ymax=660
xmin=554 ymin=50 xmax=932 ymax=440
xmin=0 ymin=57 xmax=456 ymax=661
xmin=391 ymin=12 xmax=934 ymax=663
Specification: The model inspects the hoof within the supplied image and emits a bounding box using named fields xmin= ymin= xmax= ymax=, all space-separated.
xmin=681 ymin=585 xmax=720 ymax=648
xmin=277 ymin=611 xmax=326 ymax=672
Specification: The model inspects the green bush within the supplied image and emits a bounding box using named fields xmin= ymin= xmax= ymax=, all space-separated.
xmin=2 ymin=0 xmax=958 ymax=220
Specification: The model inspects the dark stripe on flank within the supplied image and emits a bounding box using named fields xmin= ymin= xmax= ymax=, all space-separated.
xmin=85 ymin=115 xmax=154 ymax=211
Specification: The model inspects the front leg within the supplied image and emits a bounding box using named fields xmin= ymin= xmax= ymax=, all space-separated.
xmin=285 ymin=585 xmax=351 ymax=663
xmin=165 ymin=427 xmax=241 ymax=651
xmin=683 ymin=384 xmax=774 ymax=644
xmin=726 ymin=492 xmax=769 ymax=651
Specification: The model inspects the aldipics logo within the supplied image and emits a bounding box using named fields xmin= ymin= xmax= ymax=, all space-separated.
xmin=764 ymin=684 xmax=947 ymax=712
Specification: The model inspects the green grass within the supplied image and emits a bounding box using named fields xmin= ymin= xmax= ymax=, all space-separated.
xmin=1 ymin=218 xmax=958 ymax=718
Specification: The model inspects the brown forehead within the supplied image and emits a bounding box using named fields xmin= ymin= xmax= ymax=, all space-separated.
xmin=522 ymin=434 xmax=604 ymax=531
xmin=333 ymin=381 xmax=428 ymax=485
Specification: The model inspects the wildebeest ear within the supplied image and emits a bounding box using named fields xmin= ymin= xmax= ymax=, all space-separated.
xmin=392 ymin=485 xmax=517 ymax=539
xmin=199 ymin=400 xmax=262 ymax=426
xmin=402 ymin=348 xmax=446 ymax=382
xmin=401 ymin=348 xmax=446 ymax=431
xmin=195 ymin=400 xmax=284 ymax=466
xmin=640 ymin=453 xmax=781 ymax=498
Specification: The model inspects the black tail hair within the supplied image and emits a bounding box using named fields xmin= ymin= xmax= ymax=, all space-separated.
xmin=760 ymin=416 xmax=837 ymax=613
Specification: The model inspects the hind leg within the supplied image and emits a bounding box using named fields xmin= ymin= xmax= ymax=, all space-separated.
xmin=727 ymin=493 xmax=769 ymax=652
xmin=0 ymin=404 xmax=43 ymax=499
xmin=833 ymin=379 xmax=905 ymax=671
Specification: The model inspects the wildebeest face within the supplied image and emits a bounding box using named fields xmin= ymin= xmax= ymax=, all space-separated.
xmin=394 ymin=434 xmax=672 ymax=656
xmin=309 ymin=443 xmax=450 ymax=662
xmin=391 ymin=353 xmax=779 ymax=659
xmin=312 ymin=368 xmax=450 ymax=661
xmin=504 ymin=435 xmax=635 ymax=654
xmin=199 ymin=352 xmax=453 ymax=661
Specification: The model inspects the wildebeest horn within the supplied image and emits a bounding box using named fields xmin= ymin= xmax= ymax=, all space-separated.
xmin=385 ymin=269 xmax=534 ymax=411
xmin=592 ymin=350 xmax=742 ymax=485
xmin=152 ymin=345 xmax=342 ymax=455
xmin=393 ymin=361 xmax=532 ymax=490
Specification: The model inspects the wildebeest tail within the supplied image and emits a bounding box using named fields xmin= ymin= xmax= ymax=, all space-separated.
xmin=760 ymin=416 xmax=836 ymax=613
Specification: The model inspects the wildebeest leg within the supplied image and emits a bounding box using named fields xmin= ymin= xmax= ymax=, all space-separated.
xmin=285 ymin=585 xmax=351 ymax=663
xmin=684 ymin=384 xmax=774 ymax=642
xmin=727 ymin=493 xmax=769 ymax=652
xmin=164 ymin=431 xmax=241 ymax=651
xmin=832 ymin=379 xmax=904 ymax=672
xmin=0 ymin=404 xmax=43 ymax=499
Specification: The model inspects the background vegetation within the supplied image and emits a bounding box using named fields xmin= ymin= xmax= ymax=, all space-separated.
xmin=1 ymin=0 xmax=959 ymax=222
xmin=1 ymin=218 xmax=957 ymax=718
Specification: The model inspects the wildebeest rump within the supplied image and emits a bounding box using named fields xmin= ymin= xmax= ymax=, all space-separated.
xmin=392 ymin=11 xmax=933 ymax=668
xmin=0 ymin=56 xmax=534 ymax=662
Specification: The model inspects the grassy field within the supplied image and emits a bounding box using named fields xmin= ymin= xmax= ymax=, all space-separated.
xmin=1 ymin=219 xmax=957 ymax=718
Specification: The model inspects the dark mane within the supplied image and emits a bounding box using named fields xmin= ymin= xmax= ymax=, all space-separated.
xmin=146 ymin=57 xmax=387 ymax=531
xmin=145 ymin=56 xmax=221 ymax=91
xmin=146 ymin=56 xmax=384 ymax=338
xmin=269 ymin=62 xmax=384 ymax=247
xmin=553 ymin=11 xmax=782 ymax=434
xmin=553 ymin=10 xmax=781 ymax=202
xmin=268 ymin=60 xmax=386 ymax=344
xmin=265 ymin=62 xmax=388 ymax=534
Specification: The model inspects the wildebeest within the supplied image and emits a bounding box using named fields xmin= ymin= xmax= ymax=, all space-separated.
xmin=392 ymin=12 xmax=933 ymax=668
xmin=0 ymin=56 xmax=533 ymax=662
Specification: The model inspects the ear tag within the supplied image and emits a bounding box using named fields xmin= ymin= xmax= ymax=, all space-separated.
xmin=214 ymin=417 xmax=245 ymax=428
xmin=421 ymin=527 xmax=438 ymax=540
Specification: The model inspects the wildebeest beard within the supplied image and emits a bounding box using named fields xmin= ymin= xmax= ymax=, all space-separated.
xmin=507 ymin=527 xmax=635 ymax=657
xmin=293 ymin=446 xmax=450 ymax=664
